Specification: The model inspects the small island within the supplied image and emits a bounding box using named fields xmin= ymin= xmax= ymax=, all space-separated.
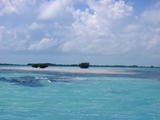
xmin=79 ymin=62 xmax=90 ymax=68
xmin=32 ymin=63 xmax=49 ymax=68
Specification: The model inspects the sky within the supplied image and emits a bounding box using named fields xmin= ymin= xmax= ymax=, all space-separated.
xmin=0 ymin=0 xmax=160 ymax=66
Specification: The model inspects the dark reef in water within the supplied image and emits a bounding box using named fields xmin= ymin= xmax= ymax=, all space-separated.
xmin=0 ymin=76 xmax=43 ymax=87
xmin=0 ymin=76 xmax=71 ymax=87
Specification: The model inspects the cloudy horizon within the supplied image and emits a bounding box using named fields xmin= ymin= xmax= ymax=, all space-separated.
xmin=0 ymin=0 xmax=160 ymax=66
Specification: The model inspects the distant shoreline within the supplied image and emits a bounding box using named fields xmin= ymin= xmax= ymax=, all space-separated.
xmin=0 ymin=67 xmax=139 ymax=74
xmin=0 ymin=63 xmax=159 ymax=68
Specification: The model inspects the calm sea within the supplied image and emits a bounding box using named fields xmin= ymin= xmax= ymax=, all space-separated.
xmin=0 ymin=67 xmax=160 ymax=120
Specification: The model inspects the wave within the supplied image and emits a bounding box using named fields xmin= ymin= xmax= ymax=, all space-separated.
xmin=75 ymin=77 xmax=87 ymax=80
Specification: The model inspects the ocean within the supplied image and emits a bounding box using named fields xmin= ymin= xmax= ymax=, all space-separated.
xmin=0 ymin=67 xmax=160 ymax=120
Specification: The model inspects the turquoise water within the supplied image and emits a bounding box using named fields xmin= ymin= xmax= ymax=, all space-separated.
xmin=0 ymin=68 xmax=160 ymax=120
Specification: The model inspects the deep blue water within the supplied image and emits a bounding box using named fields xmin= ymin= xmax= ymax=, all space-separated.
xmin=0 ymin=68 xmax=160 ymax=120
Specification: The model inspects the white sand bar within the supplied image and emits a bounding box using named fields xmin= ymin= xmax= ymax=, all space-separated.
xmin=0 ymin=67 xmax=137 ymax=74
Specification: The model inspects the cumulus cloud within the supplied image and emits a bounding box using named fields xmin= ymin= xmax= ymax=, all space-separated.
xmin=38 ymin=0 xmax=73 ymax=20
xmin=138 ymin=1 xmax=160 ymax=55
xmin=59 ymin=0 xmax=160 ymax=58
xmin=28 ymin=22 xmax=44 ymax=30
xmin=140 ymin=1 xmax=160 ymax=25
xmin=28 ymin=38 xmax=57 ymax=50
xmin=0 ymin=0 xmax=160 ymax=65
xmin=88 ymin=0 xmax=134 ymax=19
xmin=60 ymin=0 xmax=135 ymax=54
xmin=0 ymin=24 xmax=31 ymax=51
xmin=0 ymin=0 xmax=17 ymax=16
xmin=0 ymin=0 xmax=36 ymax=16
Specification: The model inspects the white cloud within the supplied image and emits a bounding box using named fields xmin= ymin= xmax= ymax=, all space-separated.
xmin=60 ymin=0 xmax=134 ymax=54
xmin=147 ymin=35 xmax=160 ymax=51
xmin=60 ymin=0 xmax=160 ymax=58
xmin=0 ymin=24 xmax=30 ymax=50
xmin=38 ymin=0 xmax=73 ymax=20
xmin=28 ymin=22 xmax=44 ymax=30
xmin=60 ymin=41 xmax=75 ymax=52
xmin=87 ymin=0 xmax=133 ymax=19
xmin=15 ymin=40 xmax=28 ymax=50
xmin=0 ymin=0 xmax=37 ymax=16
xmin=0 ymin=26 xmax=8 ymax=49
xmin=0 ymin=0 xmax=17 ymax=16
xmin=0 ymin=0 xmax=160 ymax=65
xmin=137 ymin=1 xmax=160 ymax=56
xmin=11 ymin=0 xmax=36 ymax=6
xmin=0 ymin=26 xmax=5 ymax=40
xmin=28 ymin=38 xmax=57 ymax=50
xmin=140 ymin=1 xmax=160 ymax=25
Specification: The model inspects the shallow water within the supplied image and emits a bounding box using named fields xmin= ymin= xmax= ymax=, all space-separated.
xmin=0 ymin=68 xmax=160 ymax=120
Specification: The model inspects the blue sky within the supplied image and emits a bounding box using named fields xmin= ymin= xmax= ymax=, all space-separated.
xmin=0 ymin=0 xmax=160 ymax=66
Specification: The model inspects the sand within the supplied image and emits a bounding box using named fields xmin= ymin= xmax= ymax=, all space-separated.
xmin=0 ymin=67 xmax=137 ymax=74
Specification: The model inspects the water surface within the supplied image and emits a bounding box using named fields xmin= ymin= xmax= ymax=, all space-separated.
xmin=0 ymin=68 xmax=160 ymax=120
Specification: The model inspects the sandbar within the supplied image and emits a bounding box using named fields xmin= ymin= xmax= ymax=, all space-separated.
xmin=0 ymin=67 xmax=137 ymax=74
